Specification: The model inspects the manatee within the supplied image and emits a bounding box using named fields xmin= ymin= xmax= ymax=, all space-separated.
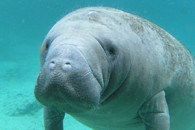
xmin=34 ymin=7 xmax=195 ymax=130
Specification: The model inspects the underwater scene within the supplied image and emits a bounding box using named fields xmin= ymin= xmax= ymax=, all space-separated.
xmin=0 ymin=0 xmax=194 ymax=130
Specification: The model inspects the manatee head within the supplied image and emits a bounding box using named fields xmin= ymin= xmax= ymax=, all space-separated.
xmin=34 ymin=31 xmax=115 ymax=113
xmin=34 ymin=9 xmax=131 ymax=114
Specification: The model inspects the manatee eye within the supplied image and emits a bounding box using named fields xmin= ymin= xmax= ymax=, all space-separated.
xmin=108 ymin=47 xmax=115 ymax=56
xmin=94 ymin=37 xmax=118 ymax=61
xmin=45 ymin=43 xmax=49 ymax=50
xmin=44 ymin=38 xmax=53 ymax=51
xmin=40 ymin=39 xmax=52 ymax=66
xmin=45 ymin=41 xmax=51 ymax=51
xmin=106 ymin=45 xmax=117 ymax=61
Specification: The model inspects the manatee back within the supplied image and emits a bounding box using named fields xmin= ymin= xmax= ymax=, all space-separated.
xmin=57 ymin=6 xmax=195 ymax=99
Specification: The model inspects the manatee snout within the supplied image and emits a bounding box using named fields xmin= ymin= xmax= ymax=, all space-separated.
xmin=47 ymin=59 xmax=72 ymax=72
xmin=34 ymin=45 xmax=102 ymax=110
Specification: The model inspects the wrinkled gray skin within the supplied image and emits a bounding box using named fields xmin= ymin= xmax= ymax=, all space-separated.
xmin=34 ymin=7 xmax=195 ymax=130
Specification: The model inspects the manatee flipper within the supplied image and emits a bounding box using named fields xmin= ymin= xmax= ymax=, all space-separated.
xmin=138 ymin=91 xmax=170 ymax=130
xmin=44 ymin=106 xmax=65 ymax=130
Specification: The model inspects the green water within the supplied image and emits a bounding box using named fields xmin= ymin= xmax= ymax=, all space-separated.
xmin=0 ymin=0 xmax=194 ymax=130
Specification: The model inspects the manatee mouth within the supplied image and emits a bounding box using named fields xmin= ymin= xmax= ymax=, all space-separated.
xmin=34 ymin=60 xmax=102 ymax=113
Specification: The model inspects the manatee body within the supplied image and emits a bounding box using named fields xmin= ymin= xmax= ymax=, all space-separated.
xmin=34 ymin=7 xmax=195 ymax=130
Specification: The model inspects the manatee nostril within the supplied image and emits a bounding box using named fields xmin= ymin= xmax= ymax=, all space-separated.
xmin=64 ymin=61 xmax=71 ymax=65
xmin=62 ymin=61 xmax=71 ymax=71
xmin=48 ymin=60 xmax=56 ymax=70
